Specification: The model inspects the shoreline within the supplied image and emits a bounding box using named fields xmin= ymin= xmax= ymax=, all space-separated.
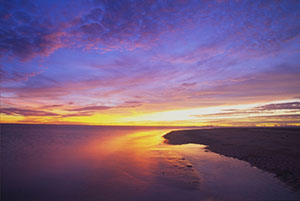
xmin=163 ymin=127 xmax=300 ymax=192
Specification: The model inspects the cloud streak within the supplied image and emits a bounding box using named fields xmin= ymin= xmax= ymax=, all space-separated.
xmin=191 ymin=101 xmax=300 ymax=126
xmin=0 ymin=107 xmax=59 ymax=117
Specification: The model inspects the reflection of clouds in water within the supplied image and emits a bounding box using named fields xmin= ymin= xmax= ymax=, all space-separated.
xmin=2 ymin=125 xmax=299 ymax=201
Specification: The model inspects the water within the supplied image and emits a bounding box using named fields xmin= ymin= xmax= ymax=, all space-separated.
xmin=1 ymin=124 xmax=299 ymax=201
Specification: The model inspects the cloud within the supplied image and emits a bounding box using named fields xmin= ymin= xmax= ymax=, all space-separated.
xmin=188 ymin=66 xmax=300 ymax=103
xmin=66 ymin=101 xmax=142 ymax=113
xmin=73 ymin=0 xmax=199 ymax=48
xmin=0 ymin=99 xmax=143 ymax=119
xmin=0 ymin=68 xmax=41 ymax=82
xmin=0 ymin=107 xmax=59 ymax=116
xmin=1 ymin=0 xmax=197 ymax=60
xmin=181 ymin=82 xmax=197 ymax=87
xmin=257 ymin=102 xmax=300 ymax=110
xmin=39 ymin=104 xmax=64 ymax=109
xmin=2 ymin=0 xmax=298 ymax=60
xmin=123 ymin=100 xmax=142 ymax=105
xmin=192 ymin=101 xmax=300 ymax=123
xmin=67 ymin=105 xmax=112 ymax=112
xmin=0 ymin=0 xmax=68 ymax=60
xmin=61 ymin=111 xmax=94 ymax=117
xmin=0 ymin=16 xmax=66 ymax=60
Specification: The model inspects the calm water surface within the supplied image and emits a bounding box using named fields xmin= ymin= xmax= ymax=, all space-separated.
xmin=1 ymin=124 xmax=299 ymax=201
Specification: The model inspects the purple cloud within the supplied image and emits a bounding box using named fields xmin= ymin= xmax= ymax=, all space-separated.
xmin=67 ymin=105 xmax=112 ymax=112
xmin=0 ymin=107 xmax=59 ymax=116
xmin=2 ymin=0 xmax=298 ymax=60
xmin=0 ymin=68 xmax=41 ymax=82
xmin=257 ymin=102 xmax=300 ymax=111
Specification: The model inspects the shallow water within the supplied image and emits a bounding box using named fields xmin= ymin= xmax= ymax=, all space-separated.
xmin=1 ymin=124 xmax=299 ymax=201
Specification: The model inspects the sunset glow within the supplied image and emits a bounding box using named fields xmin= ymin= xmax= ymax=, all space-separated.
xmin=1 ymin=0 xmax=299 ymax=126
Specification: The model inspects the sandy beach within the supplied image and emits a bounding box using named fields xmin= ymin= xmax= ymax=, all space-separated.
xmin=164 ymin=127 xmax=300 ymax=192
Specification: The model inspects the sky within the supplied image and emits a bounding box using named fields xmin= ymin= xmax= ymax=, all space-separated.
xmin=0 ymin=0 xmax=300 ymax=126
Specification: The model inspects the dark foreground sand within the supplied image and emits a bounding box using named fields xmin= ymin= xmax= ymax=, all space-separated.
xmin=164 ymin=127 xmax=300 ymax=192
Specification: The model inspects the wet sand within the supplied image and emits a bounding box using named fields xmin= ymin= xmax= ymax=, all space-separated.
xmin=164 ymin=127 xmax=300 ymax=192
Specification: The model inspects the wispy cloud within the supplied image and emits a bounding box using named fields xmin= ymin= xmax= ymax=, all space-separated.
xmin=67 ymin=105 xmax=112 ymax=112
xmin=191 ymin=101 xmax=300 ymax=126
xmin=1 ymin=0 xmax=299 ymax=60
xmin=0 ymin=107 xmax=59 ymax=116
xmin=257 ymin=102 xmax=300 ymax=111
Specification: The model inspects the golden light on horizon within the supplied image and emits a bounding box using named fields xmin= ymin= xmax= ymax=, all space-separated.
xmin=3 ymin=99 xmax=297 ymax=127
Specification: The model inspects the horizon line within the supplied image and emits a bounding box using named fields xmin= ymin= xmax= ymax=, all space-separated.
xmin=1 ymin=123 xmax=299 ymax=128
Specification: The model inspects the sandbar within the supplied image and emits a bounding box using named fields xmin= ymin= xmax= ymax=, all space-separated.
xmin=163 ymin=127 xmax=300 ymax=192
